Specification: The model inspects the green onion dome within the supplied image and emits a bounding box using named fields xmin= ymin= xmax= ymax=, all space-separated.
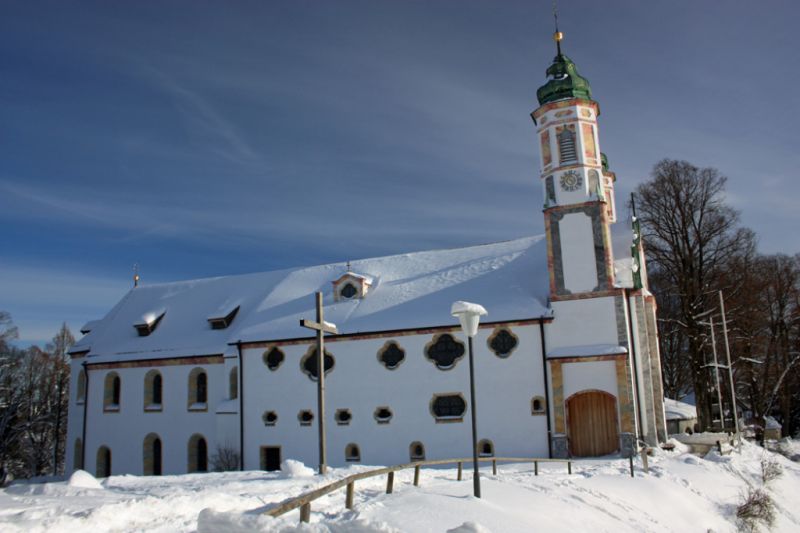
xmin=536 ymin=54 xmax=593 ymax=106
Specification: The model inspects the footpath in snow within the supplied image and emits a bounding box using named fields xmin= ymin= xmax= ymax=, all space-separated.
xmin=1 ymin=440 xmax=799 ymax=532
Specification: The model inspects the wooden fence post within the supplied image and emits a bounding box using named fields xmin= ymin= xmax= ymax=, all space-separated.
xmin=567 ymin=461 xmax=572 ymax=475
xmin=386 ymin=471 xmax=394 ymax=494
xmin=457 ymin=462 xmax=463 ymax=481
xmin=534 ymin=460 xmax=538 ymax=476
xmin=413 ymin=465 xmax=420 ymax=487
xmin=492 ymin=459 xmax=497 ymax=475
xmin=300 ymin=503 xmax=311 ymax=523
xmin=345 ymin=481 xmax=354 ymax=509
xmin=629 ymin=455 xmax=634 ymax=478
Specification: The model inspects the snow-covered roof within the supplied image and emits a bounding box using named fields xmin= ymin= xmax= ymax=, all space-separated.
xmin=664 ymin=398 xmax=698 ymax=421
xmin=547 ymin=344 xmax=627 ymax=359
xmin=73 ymin=236 xmax=551 ymax=363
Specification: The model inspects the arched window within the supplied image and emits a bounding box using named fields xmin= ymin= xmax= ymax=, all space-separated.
xmin=144 ymin=370 xmax=163 ymax=410
xmin=143 ymin=433 xmax=162 ymax=476
xmin=76 ymin=370 xmax=86 ymax=404
xmin=229 ymin=367 xmax=238 ymax=400
xmin=188 ymin=368 xmax=208 ymax=410
xmin=478 ymin=439 xmax=494 ymax=457
xmin=345 ymin=443 xmax=361 ymax=462
xmin=188 ymin=434 xmax=208 ymax=473
xmin=558 ymin=126 xmax=577 ymax=163
xmin=103 ymin=372 xmax=121 ymax=411
xmin=153 ymin=374 xmax=162 ymax=405
xmin=409 ymin=441 xmax=425 ymax=461
xmin=96 ymin=445 xmax=111 ymax=477
xmin=74 ymin=438 xmax=83 ymax=470
xmin=531 ymin=396 xmax=546 ymax=415
xmin=425 ymin=334 xmax=465 ymax=370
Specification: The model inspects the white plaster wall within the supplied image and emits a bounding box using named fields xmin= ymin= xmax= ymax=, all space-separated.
xmin=547 ymin=297 xmax=619 ymax=350
xmin=71 ymin=362 xmax=224 ymax=476
xmin=243 ymin=324 xmax=548 ymax=469
xmin=561 ymin=360 xmax=617 ymax=400
xmin=65 ymin=360 xmax=86 ymax=473
xmin=559 ymin=212 xmax=597 ymax=293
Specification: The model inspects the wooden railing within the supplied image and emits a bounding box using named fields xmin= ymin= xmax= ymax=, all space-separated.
xmin=263 ymin=456 xmax=637 ymax=523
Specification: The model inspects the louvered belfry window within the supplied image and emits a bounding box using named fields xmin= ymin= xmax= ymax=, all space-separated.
xmin=558 ymin=127 xmax=577 ymax=163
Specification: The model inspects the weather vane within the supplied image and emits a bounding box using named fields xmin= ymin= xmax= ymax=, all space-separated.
xmin=133 ymin=263 xmax=140 ymax=288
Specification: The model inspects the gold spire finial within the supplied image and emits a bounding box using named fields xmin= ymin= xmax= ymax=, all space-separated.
xmin=552 ymin=0 xmax=563 ymax=55
xmin=133 ymin=263 xmax=140 ymax=288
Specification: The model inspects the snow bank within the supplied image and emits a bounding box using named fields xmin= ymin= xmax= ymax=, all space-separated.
xmin=663 ymin=398 xmax=697 ymax=420
xmin=279 ymin=459 xmax=314 ymax=478
xmin=3 ymin=441 xmax=800 ymax=532
xmin=67 ymin=470 xmax=103 ymax=489
xmin=198 ymin=509 xmax=399 ymax=532
xmin=447 ymin=522 xmax=493 ymax=533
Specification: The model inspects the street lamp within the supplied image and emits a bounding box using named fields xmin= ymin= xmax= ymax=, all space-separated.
xmin=451 ymin=300 xmax=488 ymax=499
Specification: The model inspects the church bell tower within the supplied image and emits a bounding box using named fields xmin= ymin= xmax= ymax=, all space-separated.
xmin=532 ymin=29 xmax=617 ymax=300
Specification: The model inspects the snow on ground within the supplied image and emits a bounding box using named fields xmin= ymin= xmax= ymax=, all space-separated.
xmin=1 ymin=440 xmax=799 ymax=532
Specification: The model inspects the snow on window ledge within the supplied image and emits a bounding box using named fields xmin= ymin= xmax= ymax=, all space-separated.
xmin=144 ymin=404 xmax=162 ymax=412
xmin=104 ymin=403 xmax=120 ymax=412
xmin=188 ymin=402 xmax=208 ymax=412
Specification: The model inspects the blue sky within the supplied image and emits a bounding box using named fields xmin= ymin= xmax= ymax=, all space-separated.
xmin=2 ymin=1 xmax=799 ymax=345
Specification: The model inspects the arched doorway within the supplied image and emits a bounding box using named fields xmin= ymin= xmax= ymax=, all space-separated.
xmin=566 ymin=390 xmax=619 ymax=457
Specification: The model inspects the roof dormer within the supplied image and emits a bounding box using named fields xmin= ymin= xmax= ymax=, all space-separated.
xmin=207 ymin=304 xmax=240 ymax=330
xmin=332 ymin=271 xmax=373 ymax=302
xmin=134 ymin=309 xmax=166 ymax=337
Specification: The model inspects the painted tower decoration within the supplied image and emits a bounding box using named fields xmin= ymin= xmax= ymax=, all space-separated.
xmin=63 ymin=26 xmax=668 ymax=479
xmin=532 ymin=28 xmax=666 ymax=457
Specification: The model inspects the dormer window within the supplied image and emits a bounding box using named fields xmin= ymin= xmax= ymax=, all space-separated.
xmin=80 ymin=320 xmax=99 ymax=335
xmin=134 ymin=310 xmax=165 ymax=337
xmin=332 ymin=271 xmax=373 ymax=302
xmin=207 ymin=305 xmax=240 ymax=330
xmin=340 ymin=283 xmax=357 ymax=299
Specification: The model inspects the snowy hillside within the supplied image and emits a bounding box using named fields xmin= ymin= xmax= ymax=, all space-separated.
xmin=1 ymin=440 xmax=799 ymax=532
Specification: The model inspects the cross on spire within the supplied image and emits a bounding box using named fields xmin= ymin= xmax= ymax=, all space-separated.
xmin=552 ymin=0 xmax=564 ymax=56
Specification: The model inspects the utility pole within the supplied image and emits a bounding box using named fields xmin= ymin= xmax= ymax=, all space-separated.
xmin=709 ymin=316 xmax=725 ymax=431
xmin=719 ymin=291 xmax=740 ymax=440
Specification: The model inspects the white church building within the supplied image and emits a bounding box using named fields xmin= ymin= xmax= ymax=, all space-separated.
xmin=66 ymin=33 xmax=667 ymax=477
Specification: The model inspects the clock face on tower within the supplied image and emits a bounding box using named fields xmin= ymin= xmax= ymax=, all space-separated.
xmin=559 ymin=170 xmax=583 ymax=192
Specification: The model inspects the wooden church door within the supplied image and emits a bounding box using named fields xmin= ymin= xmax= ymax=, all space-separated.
xmin=566 ymin=390 xmax=619 ymax=457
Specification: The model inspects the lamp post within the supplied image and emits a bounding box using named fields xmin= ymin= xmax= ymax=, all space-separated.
xmin=451 ymin=300 xmax=487 ymax=499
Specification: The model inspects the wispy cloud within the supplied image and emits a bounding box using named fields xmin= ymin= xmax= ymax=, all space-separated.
xmin=0 ymin=262 xmax=130 ymax=345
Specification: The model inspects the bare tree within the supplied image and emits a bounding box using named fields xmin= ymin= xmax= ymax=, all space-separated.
xmin=635 ymin=159 xmax=755 ymax=430
xmin=46 ymin=323 xmax=73 ymax=475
